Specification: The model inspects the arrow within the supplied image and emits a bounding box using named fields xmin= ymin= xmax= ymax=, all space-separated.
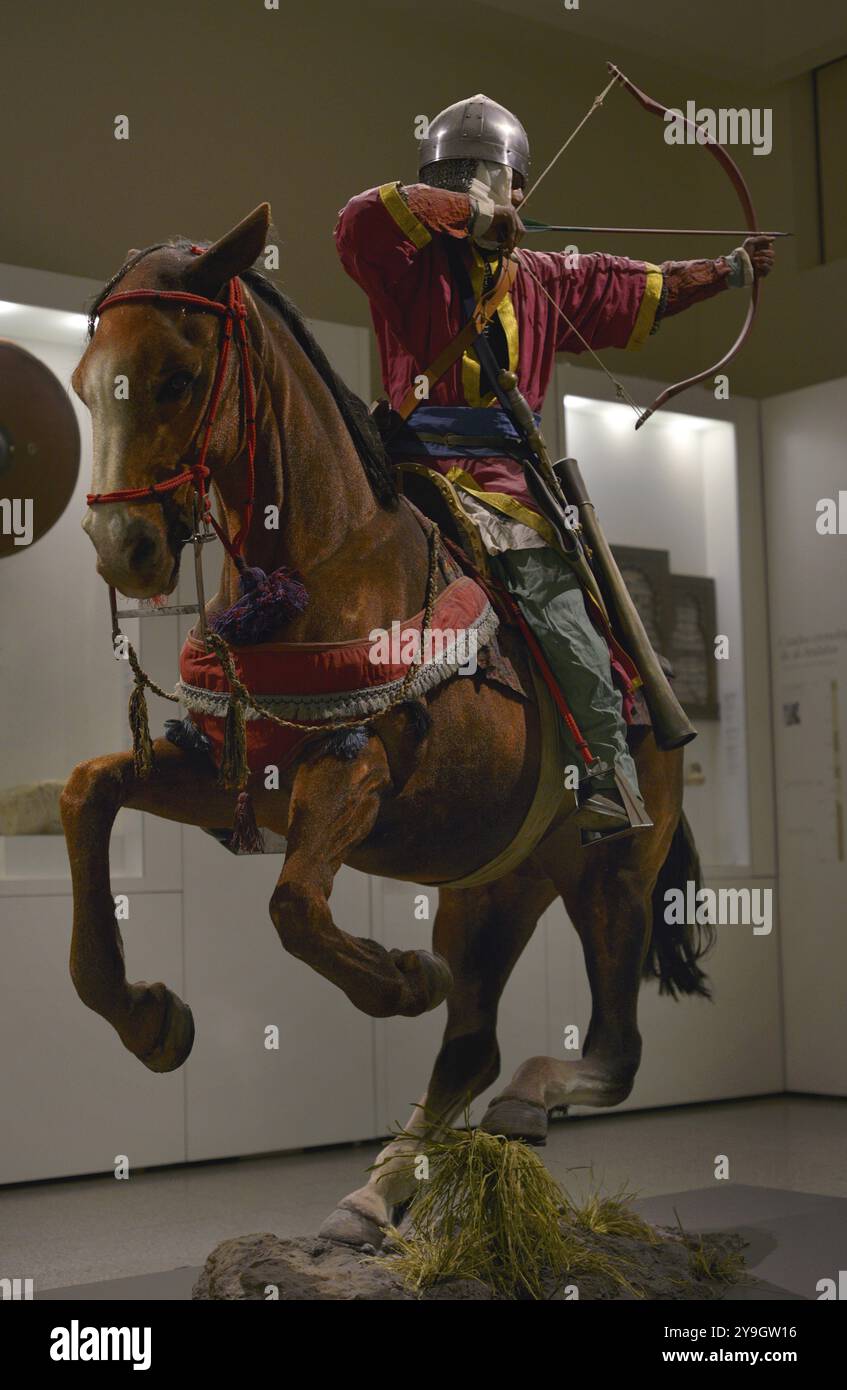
xmin=522 ymin=219 xmax=790 ymax=237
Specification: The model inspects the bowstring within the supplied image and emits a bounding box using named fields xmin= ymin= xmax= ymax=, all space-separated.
xmin=519 ymin=71 xmax=621 ymax=216
xmin=511 ymin=249 xmax=644 ymax=422
xmin=513 ymin=69 xmax=645 ymax=424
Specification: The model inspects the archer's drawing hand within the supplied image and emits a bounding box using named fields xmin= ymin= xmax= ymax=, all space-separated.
xmin=489 ymin=204 xmax=526 ymax=254
xmin=743 ymin=234 xmax=776 ymax=279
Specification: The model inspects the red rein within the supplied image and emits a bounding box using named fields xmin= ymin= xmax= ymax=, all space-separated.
xmin=85 ymin=249 xmax=257 ymax=564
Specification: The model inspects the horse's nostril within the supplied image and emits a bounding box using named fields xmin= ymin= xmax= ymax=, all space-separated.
xmin=129 ymin=535 xmax=158 ymax=569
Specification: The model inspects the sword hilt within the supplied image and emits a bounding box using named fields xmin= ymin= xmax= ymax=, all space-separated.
xmin=497 ymin=370 xmax=569 ymax=509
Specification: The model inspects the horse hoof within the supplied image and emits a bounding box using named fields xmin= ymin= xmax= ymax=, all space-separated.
xmin=136 ymin=985 xmax=195 ymax=1074
xmin=479 ymin=1097 xmax=549 ymax=1145
xmin=393 ymin=949 xmax=453 ymax=1016
xmin=318 ymin=1204 xmax=386 ymax=1251
xmin=417 ymin=950 xmax=453 ymax=1010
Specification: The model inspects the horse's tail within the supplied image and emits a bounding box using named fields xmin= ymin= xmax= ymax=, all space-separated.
xmin=643 ymin=811 xmax=714 ymax=999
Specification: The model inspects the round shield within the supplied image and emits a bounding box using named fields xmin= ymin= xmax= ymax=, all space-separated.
xmin=0 ymin=339 xmax=81 ymax=559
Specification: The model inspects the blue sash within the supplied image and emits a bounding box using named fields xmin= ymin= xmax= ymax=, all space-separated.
xmin=387 ymin=404 xmax=540 ymax=461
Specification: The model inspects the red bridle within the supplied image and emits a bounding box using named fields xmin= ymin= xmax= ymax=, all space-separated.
xmin=85 ymin=248 xmax=256 ymax=563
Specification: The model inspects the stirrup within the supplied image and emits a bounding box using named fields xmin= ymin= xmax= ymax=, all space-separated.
xmin=574 ymin=788 xmax=630 ymax=832
xmin=576 ymin=767 xmax=653 ymax=848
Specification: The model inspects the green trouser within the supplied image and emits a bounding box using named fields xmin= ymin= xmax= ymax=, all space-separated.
xmin=491 ymin=546 xmax=639 ymax=793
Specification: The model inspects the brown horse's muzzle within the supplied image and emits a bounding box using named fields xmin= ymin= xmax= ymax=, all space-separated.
xmin=83 ymin=504 xmax=180 ymax=598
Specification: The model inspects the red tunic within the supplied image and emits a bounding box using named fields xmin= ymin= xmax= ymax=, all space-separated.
xmin=335 ymin=182 xmax=663 ymax=521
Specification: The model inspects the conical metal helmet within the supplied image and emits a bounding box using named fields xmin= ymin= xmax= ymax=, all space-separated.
xmin=418 ymin=94 xmax=530 ymax=180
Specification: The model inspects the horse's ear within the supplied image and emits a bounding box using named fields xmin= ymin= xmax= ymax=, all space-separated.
xmin=186 ymin=203 xmax=271 ymax=295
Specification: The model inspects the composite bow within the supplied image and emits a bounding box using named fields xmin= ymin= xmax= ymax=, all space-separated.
xmin=515 ymin=61 xmax=770 ymax=430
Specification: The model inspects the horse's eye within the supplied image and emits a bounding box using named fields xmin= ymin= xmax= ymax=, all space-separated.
xmin=161 ymin=371 xmax=194 ymax=399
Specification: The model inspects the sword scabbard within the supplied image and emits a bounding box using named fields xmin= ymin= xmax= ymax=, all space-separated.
xmin=496 ymin=370 xmax=608 ymax=618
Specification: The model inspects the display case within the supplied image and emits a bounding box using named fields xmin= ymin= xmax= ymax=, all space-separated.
xmin=560 ymin=386 xmax=752 ymax=871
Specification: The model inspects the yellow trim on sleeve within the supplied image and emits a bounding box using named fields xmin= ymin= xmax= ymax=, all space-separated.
xmin=378 ymin=182 xmax=432 ymax=250
xmin=445 ymin=467 xmax=559 ymax=547
xmin=626 ymin=262 xmax=663 ymax=350
xmin=462 ymin=247 xmax=519 ymax=406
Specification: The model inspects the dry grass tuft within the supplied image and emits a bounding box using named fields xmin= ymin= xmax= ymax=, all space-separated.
xmin=379 ymin=1123 xmax=644 ymax=1300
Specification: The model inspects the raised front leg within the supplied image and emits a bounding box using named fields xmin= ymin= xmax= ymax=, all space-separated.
xmin=60 ymin=739 xmax=239 ymax=1072
xmin=269 ymin=743 xmax=452 ymax=1019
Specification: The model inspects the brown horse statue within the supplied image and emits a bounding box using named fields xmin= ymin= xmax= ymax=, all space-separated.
xmin=64 ymin=203 xmax=710 ymax=1250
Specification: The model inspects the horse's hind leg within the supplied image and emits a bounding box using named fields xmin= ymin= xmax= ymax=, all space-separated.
xmin=481 ymin=769 xmax=680 ymax=1142
xmin=61 ymin=739 xmax=240 ymax=1072
xmin=319 ymin=868 xmax=556 ymax=1249
xmin=481 ymin=849 xmax=649 ymax=1142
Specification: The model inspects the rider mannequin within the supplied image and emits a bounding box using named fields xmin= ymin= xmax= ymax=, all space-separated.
xmin=335 ymin=95 xmax=774 ymax=842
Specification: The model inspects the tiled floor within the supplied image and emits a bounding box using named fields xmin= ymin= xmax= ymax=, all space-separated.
xmin=1 ymin=1094 xmax=844 ymax=1296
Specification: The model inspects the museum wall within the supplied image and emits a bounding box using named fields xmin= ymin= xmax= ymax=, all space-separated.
xmin=762 ymin=375 xmax=847 ymax=1098
xmin=0 ymin=0 xmax=842 ymax=406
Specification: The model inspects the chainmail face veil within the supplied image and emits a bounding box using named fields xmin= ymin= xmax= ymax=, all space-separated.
xmin=419 ymin=158 xmax=479 ymax=192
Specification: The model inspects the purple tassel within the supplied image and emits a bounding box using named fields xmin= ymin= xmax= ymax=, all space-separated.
xmin=211 ymin=562 xmax=309 ymax=645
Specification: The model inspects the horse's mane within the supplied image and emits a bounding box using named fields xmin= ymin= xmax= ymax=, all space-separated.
xmin=86 ymin=238 xmax=398 ymax=510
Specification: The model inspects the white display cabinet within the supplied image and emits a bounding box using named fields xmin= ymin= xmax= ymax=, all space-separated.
xmin=554 ymin=362 xmax=776 ymax=879
xmin=562 ymin=397 xmax=747 ymax=869
xmin=542 ymin=362 xmax=782 ymax=1113
xmin=763 ymin=376 xmax=847 ymax=1097
xmin=182 ymin=831 xmax=379 ymax=1160
xmin=0 ymin=893 xmax=185 ymax=1185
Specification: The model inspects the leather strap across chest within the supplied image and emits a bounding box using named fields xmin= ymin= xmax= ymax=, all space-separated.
xmin=396 ymin=256 xmax=518 ymax=421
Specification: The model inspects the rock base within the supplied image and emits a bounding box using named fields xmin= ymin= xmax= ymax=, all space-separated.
xmin=193 ymin=1228 xmax=750 ymax=1301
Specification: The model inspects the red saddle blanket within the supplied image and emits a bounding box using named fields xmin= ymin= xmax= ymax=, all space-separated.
xmin=178 ymin=575 xmax=497 ymax=775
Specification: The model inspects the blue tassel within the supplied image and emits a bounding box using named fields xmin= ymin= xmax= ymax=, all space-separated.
xmin=323 ymin=724 xmax=370 ymax=760
xmin=164 ymin=717 xmax=212 ymax=754
xmin=404 ymin=699 xmax=431 ymax=741
xmin=211 ymin=562 xmax=309 ymax=646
